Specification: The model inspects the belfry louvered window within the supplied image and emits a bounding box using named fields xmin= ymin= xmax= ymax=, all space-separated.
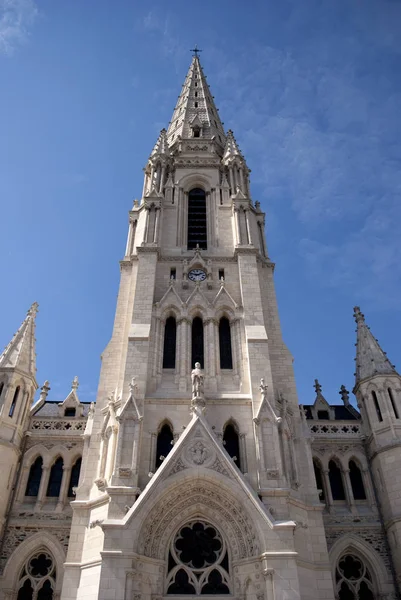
xmin=188 ymin=188 xmax=207 ymax=250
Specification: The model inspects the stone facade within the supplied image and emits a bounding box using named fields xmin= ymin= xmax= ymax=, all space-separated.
xmin=0 ymin=54 xmax=400 ymax=600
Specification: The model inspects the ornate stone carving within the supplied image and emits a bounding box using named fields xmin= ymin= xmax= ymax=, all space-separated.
xmin=0 ymin=527 xmax=69 ymax=574
xmin=139 ymin=482 xmax=259 ymax=560
xmin=187 ymin=440 xmax=208 ymax=465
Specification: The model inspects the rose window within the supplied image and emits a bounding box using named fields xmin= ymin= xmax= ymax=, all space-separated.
xmin=167 ymin=521 xmax=230 ymax=595
xmin=17 ymin=552 xmax=56 ymax=600
xmin=336 ymin=554 xmax=375 ymax=600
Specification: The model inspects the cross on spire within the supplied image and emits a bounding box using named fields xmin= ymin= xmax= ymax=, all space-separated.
xmin=190 ymin=45 xmax=202 ymax=57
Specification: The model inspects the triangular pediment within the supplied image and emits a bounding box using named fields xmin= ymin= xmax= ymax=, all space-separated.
xmin=232 ymin=188 xmax=247 ymax=201
xmin=185 ymin=284 xmax=210 ymax=309
xmin=157 ymin=282 xmax=184 ymax=310
xmin=213 ymin=283 xmax=239 ymax=310
xmin=190 ymin=114 xmax=203 ymax=128
xmin=117 ymin=392 xmax=142 ymax=422
xmin=105 ymin=411 xmax=294 ymax=534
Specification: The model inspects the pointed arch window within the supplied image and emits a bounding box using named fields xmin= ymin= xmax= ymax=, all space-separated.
xmin=25 ymin=457 xmax=43 ymax=497
xmin=0 ymin=381 xmax=4 ymax=400
xmin=156 ymin=423 xmax=174 ymax=469
xmin=46 ymin=457 xmax=63 ymax=497
xmin=388 ymin=388 xmax=399 ymax=419
xmin=219 ymin=318 xmax=233 ymax=370
xmin=16 ymin=552 xmax=55 ymax=600
xmin=371 ymin=391 xmax=383 ymax=422
xmin=9 ymin=385 xmax=20 ymax=417
xmin=163 ymin=316 xmax=177 ymax=369
xmin=191 ymin=317 xmax=204 ymax=368
xmin=313 ymin=458 xmax=325 ymax=502
xmin=223 ymin=423 xmax=241 ymax=470
xmin=187 ymin=188 xmax=207 ymax=250
xmin=329 ymin=459 xmax=346 ymax=500
xmin=68 ymin=457 xmax=82 ymax=497
xmin=335 ymin=554 xmax=375 ymax=600
xmin=349 ymin=460 xmax=366 ymax=500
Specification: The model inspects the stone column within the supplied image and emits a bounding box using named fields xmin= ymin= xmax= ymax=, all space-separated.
xmin=245 ymin=209 xmax=252 ymax=244
xmin=159 ymin=165 xmax=166 ymax=193
xmin=239 ymin=433 xmax=248 ymax=474
xmin=56 ymin=466 xmax=71 ymax=512
xmin=143 ymin=207 xmax=150 ymax=244
xmin=154 ymin=207 xmax=161 ymax=244
xmin=205 ymin=319 xmax=217 ymax=392
xmin=239 ymin=167 xmax=245 ymax=193
xmin=16 ymin=465 xmax=30 ymax=504
xmin=125 ymin=221 xmax=134 ymax=257
xmin=323 ymin=469 xmax=334 ymax=512
xmin=149 ymin=432 xmax=157 ymax=474
xmin=35 ymin=466 xmax=50 ymax=511
xmin=344 ymin=469 xmax=357 ymax=513
xmin=234 ymin=209 xmax=241 ymax=245
xmin=142 ymin=169 xmax=148 ymax=198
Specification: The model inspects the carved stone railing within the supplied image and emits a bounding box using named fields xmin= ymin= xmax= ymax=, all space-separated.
xmin=309 ymin=422 xmax=361 ymax=437
xmin=31 ymin=418 xmax=86 ymax=432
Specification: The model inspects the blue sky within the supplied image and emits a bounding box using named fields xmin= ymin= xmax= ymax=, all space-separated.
xmin=0 ymin=0 xmax=400 ymax=407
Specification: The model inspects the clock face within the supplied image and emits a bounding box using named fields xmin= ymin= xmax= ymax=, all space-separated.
xmin=188 ymin=269 xmax=206 ymax=282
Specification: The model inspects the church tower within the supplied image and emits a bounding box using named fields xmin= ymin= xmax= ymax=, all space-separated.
xmin=0 ymin=303 xmax=38 ymax=537
xmin=61 ymin=54 xmax=335 ymax=600
xmin=353 ymin=307 xmax=401 ymax=584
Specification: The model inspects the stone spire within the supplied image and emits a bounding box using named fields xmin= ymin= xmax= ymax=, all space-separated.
xmin=166 ymin=55 xmax=226 ymax=146
xmin=354 ymin=306 xmax=396 ymax=384
xmin=150 ymin=128 xmax=170 ymax=159
xmin=223 ymin=129 xmax=244 ymax=164
xmin=0 ymin=302 xmax=38 ymax=381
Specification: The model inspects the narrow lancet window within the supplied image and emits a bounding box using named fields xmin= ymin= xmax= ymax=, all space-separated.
xmin=68 ymin=457 xmax=82 ymax=497
xmin=349 ymin=460 xmax=366 ymax=500
xmin=191 ymin=317 xmax=204 ymax=368
xmin=313 ymin=459 xmax=325 ymax=502
xmin=187 ymin=188 xmax=207 ymax=249
xmin=219 ymin=317 xmax=233 ymax=369
xmin=223 ymin=423 xmax=241 ymax=470
xmin=46 ymin=457 xmax=63 ymax=497
xmin=9 ymin=385 xmax=20 ymax=417
xmin=163 ymin=317 xmax=177 ymax=369
xmin=25 ymin=457 xmax=43 ymax=497
xmin=388 ymin=388 xmax=399 ymax=419
xmin=156 ymin=423 xmax=174 ymax=469
xmin=329 ymin=459 xmax=346 ymax=500
xmin=371 ymin=391 xmax=383 ymax=422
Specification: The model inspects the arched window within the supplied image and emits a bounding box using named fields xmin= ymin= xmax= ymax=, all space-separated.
xmin=9 ymin=385 xmax=20 ymax=417
xmin=335 ymin=554 xmax=375 ymax=599
xmin=223 ymin=423 xmax=241 ymax=470
xmin=25 ymin=457 xmax=43 ymax=497
xmin=329 ymin=459 xmax=346 ymax=501
xmin=349 ymin=460 xmax=367 ymax=500
xmin=187 ymin=188 xmax=207 ymax=249
xmin=219 ymin=318 xmax=233 ymax=370
xmin=68 ymin=457 xmax=82 ymax=497
xmin=388 ymin=388 xmax=399 ymax=419
xmin=313 ymin=459 xmax=325 ymax=502
xmin=192 ymin=317 xmax=204 ymax=368
xmin=64 ymin=407 xmax=76 ymax=417
xmin=16 ymin=552 xmax=55 ymax=600
xmin=163 ymin=316 xmax=177 ymax=369
xmin=0 ymin=381 xmax=4 ymax=399
xmin=156 ymin=423 xmax=174 ymax=469
xmin=167 ymin=520 xmax=230 ymax=595
xmin=46 ymin=457 xmax=63 ymax=497
xmin=371 ymin=391 xmax=383 ymax=422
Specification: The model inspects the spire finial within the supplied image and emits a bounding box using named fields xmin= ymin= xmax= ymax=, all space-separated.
xmin=314 ymin=379 xmax=322 ymax=395
xmin=71 ymin=376 xmax=79 ymax=391
xmin=190 ymin=45 xmax=202 ymax=57
xmin=28 ymin=302 xmax=39 ymax=317
xmin=353 ymin=306 xmax=365 ymax=323
xmin=339 ymin=385 xmax=350 ymax=405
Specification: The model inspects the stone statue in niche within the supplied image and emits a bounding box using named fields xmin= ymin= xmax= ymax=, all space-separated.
xmin=191 ymin=362 xmax=204 ymax=399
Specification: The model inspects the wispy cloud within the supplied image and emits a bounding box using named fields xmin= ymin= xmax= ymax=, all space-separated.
xmin=202 ymin=1 xmax=401 ymax=311
xmin=0 ymin=0 xmax=38 ymax=56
